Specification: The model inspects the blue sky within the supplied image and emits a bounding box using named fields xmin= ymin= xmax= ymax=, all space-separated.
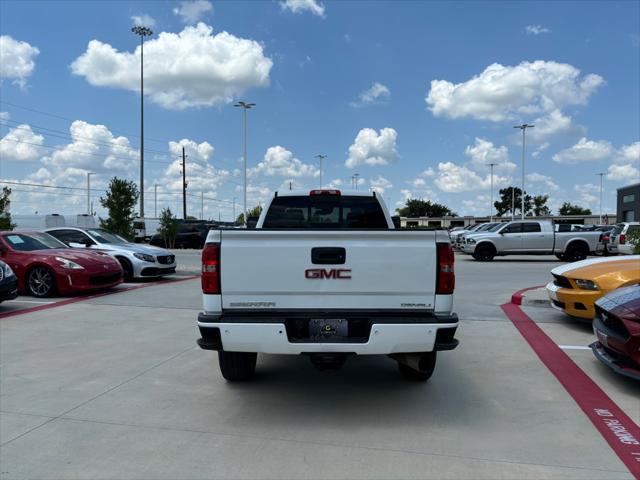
xmin=1 ymin=0 xmax=638 ymax=220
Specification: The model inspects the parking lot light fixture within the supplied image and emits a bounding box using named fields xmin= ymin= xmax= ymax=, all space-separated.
xmin=315 ymin=154 xmax=327 ymax=188
xmin=487 ymin=163 xmax=497 ymax=222
xmin=514 ymin=124 xmax=534 ymax=220
xmin=596 ymin=172 xmax=605 ymax=224
xmin=234 ymin=101 xmax=255 ymax=227
xmin=132 ymin=25 xmax=153 ymax=219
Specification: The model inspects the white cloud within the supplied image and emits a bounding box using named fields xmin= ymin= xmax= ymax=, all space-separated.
xmin=161 ymin=157 xmax=229 ymax=193
xmin=280 ymin=0 xmax=326 ymax=18
xmin=464 ymin=137 xmax=515 ymax=172
xmin=71 ymin=23 xmax=273 ymax=110
xmin=235 ymin=184 xmax=272 ymax=208
xmin=532 ymin=142 xmax=550 ymax=158
xmin=251 ymin=146 xmax=319 ymax=177
xmin=527 ymin=172 xmax=559 ymax=191
xmin=552 ymin=137 xmax=613 ymax=164
xmin=525 ymin=25 xmax=550 ymax=35
xmin=346 ymin=127 xmax=399 ymax=168
xmin=0 ymin=124 xmax=44 ymax=162
xmin=41 ymin=120 xmax=138 ymax=172
xmin=131 ymin=14 xmax=156 ymax=27
xmin=426 ymin=61 xmax=604 ymax=122
xmin=168 ymin=138 xmax=214 ymax=163
xmin=527 ymin=109 xmax=583 ymax=144
xmin=0 ymin=112 xmax=9 ymax=122
xmin=607 ymin=163 xmax=640 ymax=182
xmin=617 ymin=141 xmax=640 ymax=163
xmin=350 ymin=82 xmax=390 ymax=107
xmin=0 ymin=35 xmax=40 ymax=88
xmin=173 ymin=0 xmax=213 ymax=23
xmin=434 ymin=162 xmax=507 ymax=193
xmin=573 ymin=183 xmax=599 ymax=209
xmin=369 ymin=175 xmax=393 ymax=194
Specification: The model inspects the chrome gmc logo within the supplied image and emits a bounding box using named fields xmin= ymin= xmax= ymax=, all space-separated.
xmin=305 ymin=268 xmax=352 ymax=279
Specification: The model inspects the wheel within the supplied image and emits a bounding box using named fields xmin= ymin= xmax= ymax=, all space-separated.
xmin=565 ymin=243 xmax=588 ymax=262
xmin=555 ymin=253 xmax=566 ymax=261
xmin=473 ymin=244 xmax=495 ymax=262
xmin=398 ymin=352 xmax=437 ymax=381
xmin=117 ymin=257 xmax=134 ymax=282
xmin=218 ymin=351 xmax=257 ymax=381
xmin=27 ymin=266 xmax=56 ymax=298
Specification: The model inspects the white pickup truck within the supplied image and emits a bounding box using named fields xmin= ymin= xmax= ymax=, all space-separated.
xmin=197 ymin=190 xmax=459 ymax=382
xmin=460 ymin=219 xmax=602 ymax=262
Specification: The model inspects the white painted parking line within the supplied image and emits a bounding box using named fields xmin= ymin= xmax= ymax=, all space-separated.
xmin=8 ymin=300 xmax=55 ymax=305
xmin=558 ymin=345 xmax=591 ymax=351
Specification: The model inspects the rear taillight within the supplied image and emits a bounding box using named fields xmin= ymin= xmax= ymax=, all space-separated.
xmin=436 ymin=243 xmax=455 ymax=295
xmin=202 ymin=243 xmax=220 ymax=294
xmin=619 ymin=234 xmax=626 ymax=245
xmin=310 ymin=189 xmax=341 ymax=196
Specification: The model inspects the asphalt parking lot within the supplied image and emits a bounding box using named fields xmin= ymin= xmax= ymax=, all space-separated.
xmin=1 ymin=254 xmax=638 ymax=479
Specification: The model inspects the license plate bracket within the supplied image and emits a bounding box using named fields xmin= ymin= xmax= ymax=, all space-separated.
xmin=309 ymin=318 xmax=348 ymax=340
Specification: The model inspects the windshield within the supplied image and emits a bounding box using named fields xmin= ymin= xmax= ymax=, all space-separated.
xmin=2 ymin=232 xmax=67 ymax=251
xmin=87 ymin=229 xmax=128 ymax=244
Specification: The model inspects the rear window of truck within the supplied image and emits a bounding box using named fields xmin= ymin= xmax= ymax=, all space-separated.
xmin=262 ymin=195 xmax=388 ymax=229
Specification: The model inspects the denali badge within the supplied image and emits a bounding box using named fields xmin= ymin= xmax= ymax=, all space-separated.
xmin=305 ymin=268 xmax=352 ymax=279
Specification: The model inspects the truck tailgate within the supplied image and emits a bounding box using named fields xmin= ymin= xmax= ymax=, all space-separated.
xmin=219 ymin=230 xmax=438 ymax=310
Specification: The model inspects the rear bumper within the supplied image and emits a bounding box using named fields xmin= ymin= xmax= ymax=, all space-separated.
xmin=197 ymin=311 xmax=459 ymax=355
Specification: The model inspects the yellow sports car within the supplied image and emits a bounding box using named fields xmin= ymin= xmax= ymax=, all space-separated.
xmin=546 ymin=256 xmax=640 ymax=320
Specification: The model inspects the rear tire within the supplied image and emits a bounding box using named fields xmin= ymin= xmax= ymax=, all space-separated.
xmin=398 ymin=352 xmax=436 ymax=381
xmin=565 ymin=243 xmax=589 ymax=262
xmin=555 ymin=253 xmax=566 ymax=261
xmin=473 ymin=244 xmax=495 ymax=262
xmin=218 ymin=351 xmax=257 ymax=381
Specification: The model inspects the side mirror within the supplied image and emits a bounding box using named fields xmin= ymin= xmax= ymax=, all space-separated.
xmin=68 ymin=242 xmax=86 ymax=248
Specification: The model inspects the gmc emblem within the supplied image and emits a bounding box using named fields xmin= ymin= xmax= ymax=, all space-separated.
xmin=305 ymin=268 xmax=352 ymax=279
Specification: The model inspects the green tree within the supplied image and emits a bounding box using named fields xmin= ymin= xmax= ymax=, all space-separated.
xmin=494 ymin=187 xmax=532 ymax=217
xmin=99 ymin=177 xmax=139 ymax=240
xmin=0 ymin=187 xmax=16 ymax=231
xmin=558 ymin=202 xmax=592 ymax=216
xmin=396 ymin=199 xmax=457 ymax=217
xmin=532 ymin=195 xmax=551 ymax=216
xmin=236 ymin=205 xmax=263 ymax=225
xmin=626 ymin=229 xmax=640 ymax=254
xmin=158 ymin=208 xmax=178 ymax=249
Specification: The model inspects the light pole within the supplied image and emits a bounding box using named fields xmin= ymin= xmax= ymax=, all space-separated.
xmin=596 ymin=172 xmax=605 ymax=224
xmin=232 ymin=197 xmax=236 ymax=222
xmin=353 ymin=173 xmax=360 ymax=191
xmin=315 ymin=154 xmax=327 ymax=188
xmin=487 ymin=163 xmax=497 ymax=222
xmin=86 ymin=172 xmax=94 ymax=215
xmin=513 ymin=124 xmax=534 ymax=220
xmin=132 ymin=25 xmax=153 ymax=219
xmin=234 ymin=101 xmax=255 ymax=226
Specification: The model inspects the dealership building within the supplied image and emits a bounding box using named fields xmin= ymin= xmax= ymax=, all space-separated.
xmin=617 ymin=183 xmax=639 ymax=222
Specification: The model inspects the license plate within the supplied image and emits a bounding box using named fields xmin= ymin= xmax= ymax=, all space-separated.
xmin=309 ymin=319 xmax=348 ymax=340
xmin=596 ymin=329 xmax=609 ymax=347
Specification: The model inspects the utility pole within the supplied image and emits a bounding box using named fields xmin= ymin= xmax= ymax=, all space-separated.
xmin=315 ymin=154 xmax=327 ymax=188
xmin=86 ymin=172 xmax=94 ymax=215
xmin=131 ymin=25 xmax=153 ymax=219
xmin=232 ymin=197 xmax=236 ymax=222
xmin=182 ymin=146 xmax=187 ymax=220
xmin=596 ymin=172 xmax=605 ymax=224
xmin=487 ymin=163 xmax=496 ymax=222
xmin=513 ymin=123 xmax=534 ymax=220
xmin=234 ymin=101 xmax=255 ymax=227
xmin=154 ymin=184 xmax=158 ymax=218
xmin=289 ymin=181 xmax=292 ymax=190
xmin=201 ymin=191 xmax=204 ymax=220
xmin=353 ymin=173 xmax=360 ymax=191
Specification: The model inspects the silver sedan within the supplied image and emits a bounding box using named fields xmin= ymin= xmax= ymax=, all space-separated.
xmin=45 ymin=227 xmax=177 ymax=281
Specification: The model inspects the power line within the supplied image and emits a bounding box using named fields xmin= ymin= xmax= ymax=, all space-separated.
xmin=0 ymin=100 xmax=168 ymax=145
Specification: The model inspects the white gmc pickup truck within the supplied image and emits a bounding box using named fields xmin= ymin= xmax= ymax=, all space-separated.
xmin=197 ymin=190 xmax=459 ymax=382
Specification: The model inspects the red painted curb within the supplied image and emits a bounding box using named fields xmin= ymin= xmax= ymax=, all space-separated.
xmin=502 ymin=301 xmax=640 ymax=478
xmin=510 ymin=284 xmax=546 ymax=305
xmin=0 ymin=275 xmax=199 ymax=320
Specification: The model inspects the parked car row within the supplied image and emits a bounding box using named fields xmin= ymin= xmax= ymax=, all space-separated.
xmin=546 ymin=256 xmax=640 ymax=381
xmin=450 ymin=221 xmax=638 ymax=261
xmin=0 ymin=228 xmax=178 ymax=298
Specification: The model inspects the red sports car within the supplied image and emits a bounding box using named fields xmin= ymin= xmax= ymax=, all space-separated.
xmin=591 ymin=284 xmax=640 ymax=381
xmin=0 ymin=231 xmax=123 ymax=297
